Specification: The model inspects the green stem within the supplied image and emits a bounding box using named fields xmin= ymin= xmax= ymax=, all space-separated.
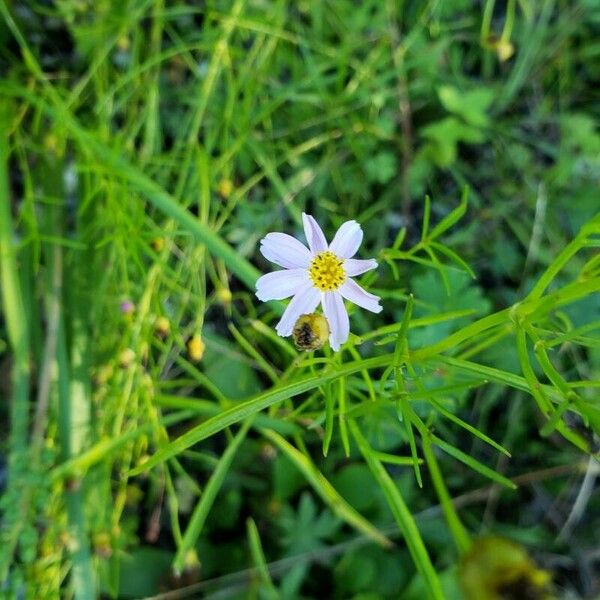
xmin=421 ymin=435 xmax=471 ymax=554
xmin=0 ymin=100 xmax=31 ymax=579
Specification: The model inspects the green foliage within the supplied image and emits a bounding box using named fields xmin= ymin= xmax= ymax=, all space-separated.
xmin=1 ymin=0 xmax=599 ymax=599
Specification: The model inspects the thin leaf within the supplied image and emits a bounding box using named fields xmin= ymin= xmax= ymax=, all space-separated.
xmin=349 ymin=421 xmax=444 ymax=600
xmin=421 ymin=195 xmax=431 ymax=241
xmin=247 ymin=518 xmax=279 ymax=599
xmin=431 ymin=435 xmax=517 ymax=489
xmin=430 ymin=240 xmax=476 ymax=279
xmin=173 ymin=418 xmax=253 ymax=574
xmin=427 ymin=397 xmax=510 ymax=457
xmin=421 ymin=435 xmax=471 ymax=553
xmin=427 ymin=186 xmax=468 ymax=241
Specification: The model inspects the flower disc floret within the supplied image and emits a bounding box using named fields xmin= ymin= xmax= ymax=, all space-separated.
xmin=309 ymin=251 xmax=346 ymax=291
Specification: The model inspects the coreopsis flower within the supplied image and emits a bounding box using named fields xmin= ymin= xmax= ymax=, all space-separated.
xmin=256 ymin=213 xmax=382 ymax=351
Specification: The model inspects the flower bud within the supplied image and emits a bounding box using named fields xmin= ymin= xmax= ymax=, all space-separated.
xmin=216 ymin=287 xmax=232 ymax=306
xmin=187 ymin=335 xmax=205 ymax=362
xmin=154 ymin=316 xmax=170 ymax=338
xmin=150 ymin=237 xmax=165 ymax=252
xmin=217 ymin=178 xmax=234 ymax=199
xmin=118 ymin=348 xmax=136 ymax=369
xmin=120 ymin=299 xmax=135 ymax=315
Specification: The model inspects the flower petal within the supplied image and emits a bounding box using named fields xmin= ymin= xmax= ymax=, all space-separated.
xmin=344 ymin=258 xmax=378 ymax=277
xmin=302 ymin=213 xmax=328 ymax=254
xmin=256 ymin=269 xmax=308 ymax=301
xmin=329 ymin=220 xmax=363 ymax=258
xmin=260 ymin=233 xmax=312 ymax=269
xmin=275 ymin=283 xmax=321 ymax=337
xmin=339 ymin=278 xmax=382 ymax=313
xmin=322 ymin=291 xmax=350 ymax=351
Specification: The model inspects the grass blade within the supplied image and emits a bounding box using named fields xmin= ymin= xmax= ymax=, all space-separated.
xmin=173 ymin=418 xmax=253 ymax=574
xmin=431 ymin=435 xmax=517 ymax=489
xmin=421 ymin=435 xmax=471 ymax=554
xmin=349 ymin=420 xmax=444 ymax=600
xmin=427 ymin=186 xmax=468 ymax=241
xmin=246 ymin=517 xmax=279 ymax=599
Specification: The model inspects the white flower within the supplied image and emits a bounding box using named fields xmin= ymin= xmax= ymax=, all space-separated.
xmin=256 ymin=213 xmax=382 ymax=351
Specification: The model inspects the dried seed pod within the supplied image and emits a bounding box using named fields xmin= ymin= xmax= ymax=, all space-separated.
xmin=292 ymin=313 xmax=330 ymax=351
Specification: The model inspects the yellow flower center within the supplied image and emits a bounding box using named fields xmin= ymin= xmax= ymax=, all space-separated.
xmin=309 ymin=251 xmax=345 ymax=291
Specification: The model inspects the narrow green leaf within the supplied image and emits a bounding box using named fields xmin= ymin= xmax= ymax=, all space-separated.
xmin=349 ymin=421 xmax=444 ymax=600
xmin=421 ymin=435 xmax=471 ymax=554
xmin=229 ymin=323 xmax=279 ymax=383
xmin=430 ymin=241 xmax=476 ymax=279
xmin=323 ymin=388 xmax=334 ymax=457
xmin=0 ymin=100 xmax=30 ymax=455
xmin=393 ymin=296 xmax=422 ymax=486
xmin=421 ymin=195 xmax=431 ymax=241
xmin=515 ymin=327 xmax=552 ymax=416
xmin=394 ymin=294 xmax=414 ymax=365
xmin=155 ymin=394 xmax=301 ymax=436
xmin=173 ymin=419 xmax=252 ymax=574
xmin=338 ymin=376 xmax=350 ymax=457
xmin=392 ymin=226 xmax=407 ymax=250
xmin=373 ymin=451 xmax=423 ymax=466
xmin=431 ymin=435 xmax=516 ymax=489
xmin=527 ymin=223 xmax=592 ymax=301
xmin=427 ymin=397 xmax=510 ymax=457
xmin=423 ymin=244 xmax=450 ymax=295
xmin=246 ymin=518 xmax=279 ymax=599
xmin=52 ymin=411 xmax=194 ymax=479
xmin=434 ymin=355 xmax=533 ymax=393
xmin=360 ymin=309 xmax=477 ymax=343
xmin=0 ymin=101 xmax=32 ymax=579
xmin=427 ymin=186 xmax=468 ymax=241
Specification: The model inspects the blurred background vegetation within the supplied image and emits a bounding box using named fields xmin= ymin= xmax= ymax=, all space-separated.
xmin=0 ymin=0 xmax=599 ymax=598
